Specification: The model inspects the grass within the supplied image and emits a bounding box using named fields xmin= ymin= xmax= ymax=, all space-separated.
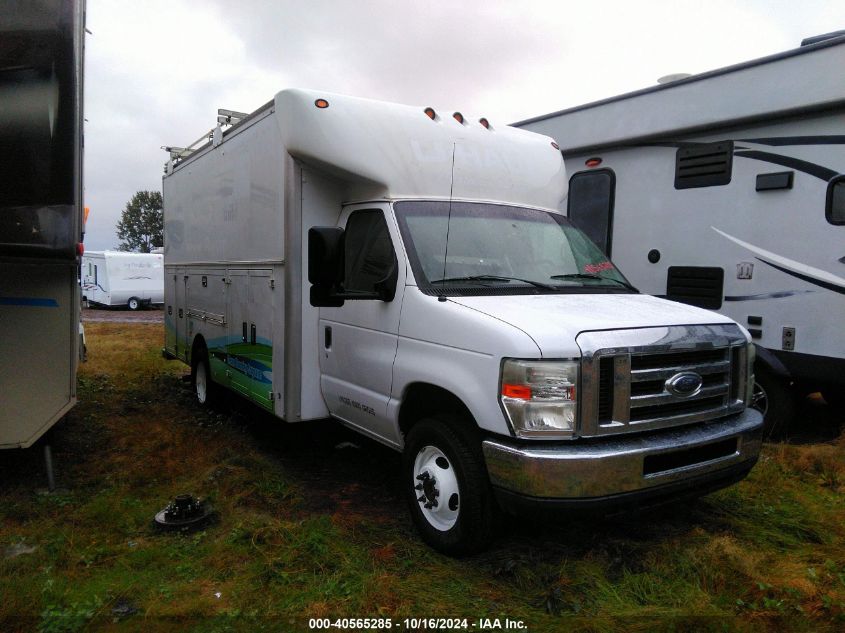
xmin=0 ymin=322 xmax=843 ymax=632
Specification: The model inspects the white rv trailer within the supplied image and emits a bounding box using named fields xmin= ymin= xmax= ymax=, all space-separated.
xmin=0 ymin=0 xmax=85 ymax=451
xmin=515 ymin=32 xmax=845 ymax=433
xmin=81 ymin=251 xmax=164 ymax=310
xmin=163 ymin=89 xmax=762 ymax=554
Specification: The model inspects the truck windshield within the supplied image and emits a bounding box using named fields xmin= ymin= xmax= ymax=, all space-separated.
xmin=394 ymin=200 xmax=635 ymax=296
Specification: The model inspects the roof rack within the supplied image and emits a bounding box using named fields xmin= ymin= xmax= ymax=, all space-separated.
xmin=163 ymin=108 xmax=248 ymax=174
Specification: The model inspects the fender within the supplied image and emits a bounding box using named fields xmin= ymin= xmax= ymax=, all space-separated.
xmin=754 ymin=345 xmax=791 ymax=379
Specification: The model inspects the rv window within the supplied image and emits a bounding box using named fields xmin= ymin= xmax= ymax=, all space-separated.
xmin=827 ymin=176 xmax=845 ymax=225
xmin=344 ymin=210 xmax=396 ymax=293
xmin=567 ymin=169 xmax=615 ymax=255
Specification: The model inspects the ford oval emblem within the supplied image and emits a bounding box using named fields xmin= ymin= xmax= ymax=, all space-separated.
xmin=665 ymin=372 xmax=703 ymax=397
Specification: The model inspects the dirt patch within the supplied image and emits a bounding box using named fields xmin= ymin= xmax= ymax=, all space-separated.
xmin=82 ymin=306 xmax=164 ymax=324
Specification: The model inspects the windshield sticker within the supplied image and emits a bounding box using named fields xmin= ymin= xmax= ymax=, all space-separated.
xmin=584 ymin=261 xmax=614 ymax=274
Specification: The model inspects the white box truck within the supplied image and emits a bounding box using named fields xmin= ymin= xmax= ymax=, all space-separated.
xmin=0 ymin=0 xmax=85 ymax=452
xmin=163 ymin=89 xmax=763 ymax=554
xmin=81 ymin=250 xmax=164 ymax=310
xmin=514 ymin=31 xmax=845 ymax=436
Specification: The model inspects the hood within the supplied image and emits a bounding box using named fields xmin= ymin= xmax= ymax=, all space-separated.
xmin=448 ymin=293 xmax=736 ymax=356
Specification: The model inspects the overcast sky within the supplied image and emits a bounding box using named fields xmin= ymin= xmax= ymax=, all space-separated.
xmin=83 ymin=0 xmax=843 ymax=250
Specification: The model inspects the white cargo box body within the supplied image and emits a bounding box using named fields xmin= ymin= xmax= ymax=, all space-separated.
xmin=163 ymin=89 xmax=568 ymax=422
xmin=82 ymin=251 xmax=164 ymax=308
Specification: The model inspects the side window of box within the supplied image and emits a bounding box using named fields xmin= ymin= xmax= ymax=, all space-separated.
xmin=567 ymin=169 xmax=615 ymax=256
xmin=826 ymin=176 xmax=845 ymax=225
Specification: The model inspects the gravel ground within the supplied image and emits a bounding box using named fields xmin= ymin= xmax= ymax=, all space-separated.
xmin=82 ymin=306 xmax=164 ymax=323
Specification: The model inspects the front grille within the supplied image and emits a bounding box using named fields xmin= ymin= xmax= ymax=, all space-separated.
xmin=579 ymin=325 xmax=748 ymax=439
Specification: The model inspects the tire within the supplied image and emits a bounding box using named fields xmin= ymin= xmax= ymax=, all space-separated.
xmin=402 ymin=415 xmax=495 ymax=556
xmin=191 ymin=347 xmax=219 ymax=407
xmin=127 ymin=297 xmax=141 ymax=311
xmin=751 ymin=368 xmax=798 ymax=440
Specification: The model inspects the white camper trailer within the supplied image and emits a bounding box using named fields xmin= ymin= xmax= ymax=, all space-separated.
xmin=81 ymin=251 xmax=164 ymax=310
xmin=515 ymin=32 xmax=845 ymax=434
xmin=0 ymin=0 xmax=85 ymax=452
xmin=163 ymin=89 xmax=762 ymax=553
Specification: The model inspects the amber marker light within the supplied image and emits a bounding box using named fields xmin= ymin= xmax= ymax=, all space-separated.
xmin=479 ymin=118 xmax=490 ymax=129
xmin=502 ymin=384 xmax=532 ymax=400
xmin=424 ymin=107 xmax=437 ymax=120
xmin=585 ymin=157 xmax=603 ymax=167
xmin=452 ymin=111 xmax=465 ymax=124
xmin=551 ymin=141 xmax=560 ymax=150
xmin=314 ymin=98 xmax=330 ymax=109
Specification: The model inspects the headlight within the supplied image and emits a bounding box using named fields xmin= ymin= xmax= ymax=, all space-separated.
xmin=500 ymin=359 xmax=578 ymax=439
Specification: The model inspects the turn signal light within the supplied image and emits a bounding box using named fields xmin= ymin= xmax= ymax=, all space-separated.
xmin=502 ymin=384 xmax=532 ymax=400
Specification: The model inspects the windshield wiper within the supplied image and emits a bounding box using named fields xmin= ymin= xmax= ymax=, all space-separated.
xmin=430 ymin=275 xmax=555 ymax=290
xmin=550 ymin=273 xmax=639 ymax=292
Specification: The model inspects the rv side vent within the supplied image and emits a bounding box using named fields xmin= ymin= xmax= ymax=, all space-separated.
xmin=674 ymin=142 xmax=733 ymax=189
xmin=666 ymin=266 xmax=724 ymax=309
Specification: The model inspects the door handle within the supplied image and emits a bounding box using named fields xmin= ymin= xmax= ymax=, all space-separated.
xmin=324 ymin=326 xmax=332 ymax=349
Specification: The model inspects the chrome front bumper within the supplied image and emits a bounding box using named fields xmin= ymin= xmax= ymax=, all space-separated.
xmin=482 ymin=408 xmax=763 ymax=502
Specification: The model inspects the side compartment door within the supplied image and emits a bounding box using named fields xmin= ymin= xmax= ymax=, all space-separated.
xmin=175 ymin=269 xmax=188 ymax=362
xmin=247 ymin=269 xmax=275 ymax=411
xmin=164 ymin=267 xmax=177 ymax=355
xmin=226 ymin=269 xmax=251 ymax=398
xmin=318 ymin=208 xmax=403 ymax=443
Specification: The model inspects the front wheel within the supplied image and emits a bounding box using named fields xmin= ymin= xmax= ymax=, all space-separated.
xmin=127 ymin=297 xmax=141 ymax=311
xmin=403 ymin=416 xmax=494 ymax=556
xmin=751 ymin=368 xmax=797 ymax=440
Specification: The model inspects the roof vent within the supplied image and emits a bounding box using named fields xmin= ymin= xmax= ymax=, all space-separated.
xmin=657 ymin=73 xmax=692 ymax=84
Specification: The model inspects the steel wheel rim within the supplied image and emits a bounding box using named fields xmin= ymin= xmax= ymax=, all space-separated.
xmin=129 ymin=298 xmax=139 ymax=310
xmin=196 ymin=362 xmax=208 ymax=404
xmin=751 ymin=380 xmax=768 ymax=416
xmin=413 ymin=445 xmax=460 ymax=531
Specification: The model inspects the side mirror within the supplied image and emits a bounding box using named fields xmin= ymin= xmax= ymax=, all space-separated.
xmin=308 ymin=227 xmax=344 ymax=286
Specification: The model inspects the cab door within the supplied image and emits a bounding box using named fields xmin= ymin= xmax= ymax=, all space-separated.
xmin=318 ymin=206 xmax=404 ymax=444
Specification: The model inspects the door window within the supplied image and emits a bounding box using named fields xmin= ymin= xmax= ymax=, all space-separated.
xmin=344 ymin=210 xmax=396 ymax=293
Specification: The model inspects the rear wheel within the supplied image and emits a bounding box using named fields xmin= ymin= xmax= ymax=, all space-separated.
xmin=191 ymin=347 xmax=219 ymax=407
xmin=127 ymin=297 xmax=141 ymax=311
xmin=403 ymin=415 xmax=494 ymax=556
xmin=752 ymin=368 xmax=797 ymax=440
